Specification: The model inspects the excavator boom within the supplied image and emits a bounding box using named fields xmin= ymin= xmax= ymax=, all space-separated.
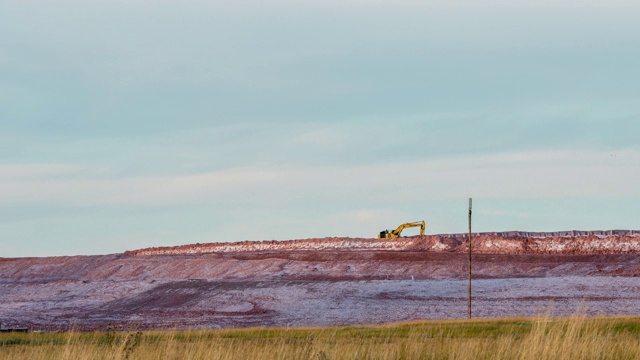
xmin=378 ymin=221 xmax=425 ymax=239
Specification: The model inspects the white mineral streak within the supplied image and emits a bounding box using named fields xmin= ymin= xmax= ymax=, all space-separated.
xmin=126 ymin=232 xmax=640 ymax=256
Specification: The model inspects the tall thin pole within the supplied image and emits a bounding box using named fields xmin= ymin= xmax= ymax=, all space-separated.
xmin=468 ymin=198 xmax=472 ymax=320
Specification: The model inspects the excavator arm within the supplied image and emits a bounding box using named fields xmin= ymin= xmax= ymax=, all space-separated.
xmin=378 ymin=221 xmax=425 ymax=238
xmin=391 ymin=221 xmax=425 ymax=237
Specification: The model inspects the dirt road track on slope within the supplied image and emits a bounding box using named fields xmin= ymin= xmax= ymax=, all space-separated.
xmin=2 ymin=251 xmax=639 ymax=282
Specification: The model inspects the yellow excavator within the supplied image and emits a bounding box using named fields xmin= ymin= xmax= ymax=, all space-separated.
xmin=378 ymin=221 xmax=426 ymax=239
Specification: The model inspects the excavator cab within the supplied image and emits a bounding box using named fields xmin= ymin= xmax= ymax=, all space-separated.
xmin=378 ymin=221 xmax=425 ymax=239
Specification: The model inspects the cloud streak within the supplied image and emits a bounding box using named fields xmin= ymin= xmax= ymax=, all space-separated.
xmin=2 ymin=149 xmax=638 ymax=208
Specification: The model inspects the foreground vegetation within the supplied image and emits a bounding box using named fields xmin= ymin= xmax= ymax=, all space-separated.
xmin=2 ymin=316 xmax=640 ymax=359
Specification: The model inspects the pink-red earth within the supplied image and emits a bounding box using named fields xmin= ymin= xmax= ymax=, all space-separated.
xmin=1 ymin=234 xmax=640 ymax=331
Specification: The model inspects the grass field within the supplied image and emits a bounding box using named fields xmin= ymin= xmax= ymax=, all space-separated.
xmin=2 ymin=316 xmax=640 ymax=359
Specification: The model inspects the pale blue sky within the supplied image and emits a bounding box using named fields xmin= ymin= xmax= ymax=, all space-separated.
xmin=1 ymin=0 xmax=639 ymax=257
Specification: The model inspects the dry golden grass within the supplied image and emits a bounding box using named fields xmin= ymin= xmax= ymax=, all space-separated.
xmin=2 ymin=316 xmax=640 ymax=359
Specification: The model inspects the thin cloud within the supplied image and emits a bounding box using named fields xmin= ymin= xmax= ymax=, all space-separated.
xmin=0 ymin=164 xmax=78 ymax=180
xmin=2 ymin=149 xmax=638 ymax=207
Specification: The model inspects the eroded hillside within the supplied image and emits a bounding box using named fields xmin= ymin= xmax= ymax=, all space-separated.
xmin=2 ymin=231 xmax=640 ymax=331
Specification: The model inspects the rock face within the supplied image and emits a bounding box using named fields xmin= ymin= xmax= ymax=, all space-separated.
xmin=1 ymin=232 xmax=640 ymax=331
xmin=126 ymin=233 xmax=640 ymax=256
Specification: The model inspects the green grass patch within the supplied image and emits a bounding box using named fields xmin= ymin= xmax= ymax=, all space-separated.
xmin=1 ymin=316 xmax=640 ymax=359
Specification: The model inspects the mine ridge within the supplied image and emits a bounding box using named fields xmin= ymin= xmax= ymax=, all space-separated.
xmin=2 ymin=230 xmax=640 ymax=331
xmin=125 ymin=230 xmax=640 ymax=257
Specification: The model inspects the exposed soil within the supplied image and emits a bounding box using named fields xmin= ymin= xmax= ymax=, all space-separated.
xmin=1 ymin=233 xmax=640 ymax=331
xmin=126 ymin=233 xmax=640 ymax=256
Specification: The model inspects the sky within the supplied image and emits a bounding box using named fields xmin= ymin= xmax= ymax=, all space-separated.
xmin=1 ymin=0 xmax=639 ymax=257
